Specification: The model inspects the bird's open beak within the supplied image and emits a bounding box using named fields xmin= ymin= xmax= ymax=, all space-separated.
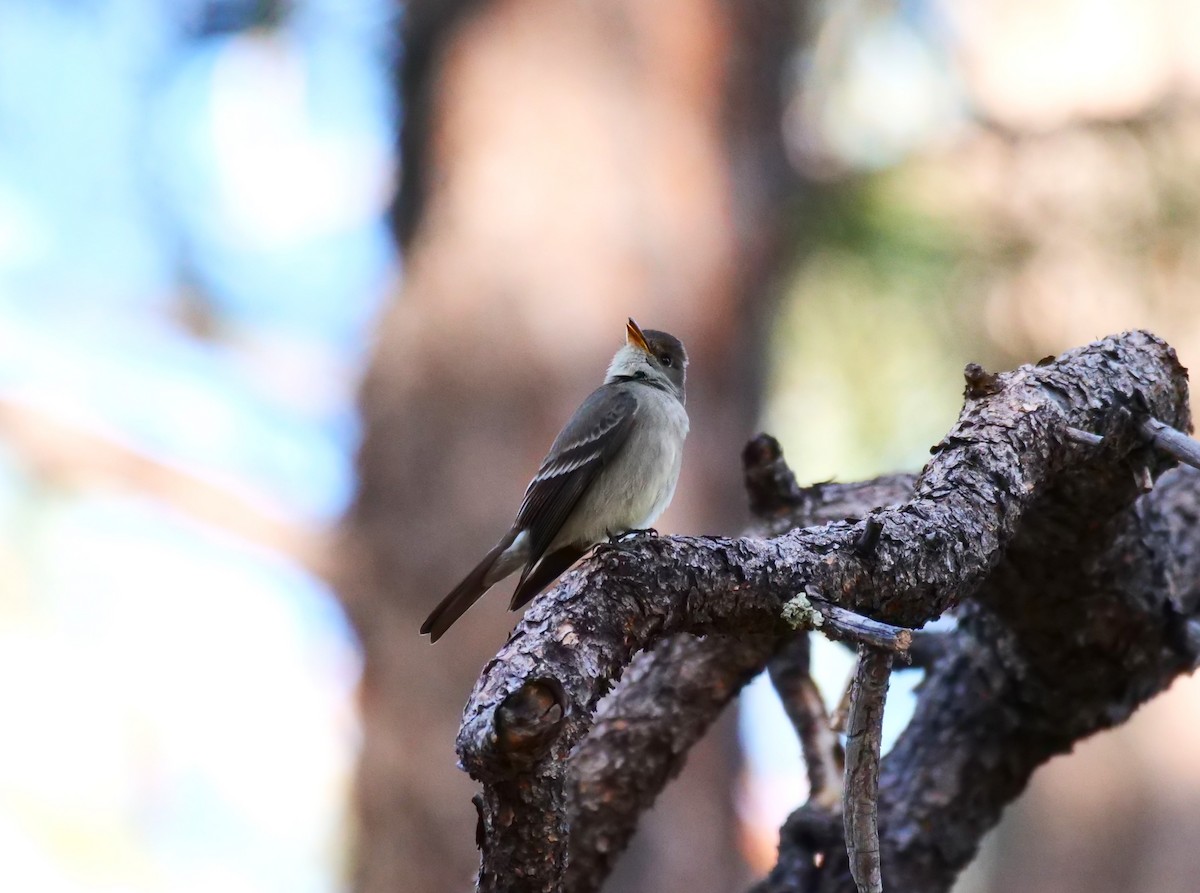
xmin=626 ymin=318 xmax=651 ymax=353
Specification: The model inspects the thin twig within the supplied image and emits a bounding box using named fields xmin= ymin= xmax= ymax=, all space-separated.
xmin=1065 ymin=426 xmax=1104 ymax=446
xmin=1140 ymin=417 xmax=1200 ymax=471
xmin=830 ymin=655 xmax=858 ymax=734
xmin=768 ymin=635 xmax=844 ymax=810
xmin=810 ymin=599 xmax=913 ymax=657
xmin=843 ymin=647 xmax=892 ymax=893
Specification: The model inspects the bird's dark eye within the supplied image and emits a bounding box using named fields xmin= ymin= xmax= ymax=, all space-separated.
xmin=658 ymin=354 xmax=673 ymax=367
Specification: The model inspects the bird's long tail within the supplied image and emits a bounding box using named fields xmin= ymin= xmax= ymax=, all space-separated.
xmin=421 ymin=529 xmax=524 ymax=642
xmin=509 ymin=545 xmax=587 ymax=611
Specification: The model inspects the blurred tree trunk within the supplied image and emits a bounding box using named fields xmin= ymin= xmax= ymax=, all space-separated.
xmin=335 ymin=2 xmax=799 ymax=892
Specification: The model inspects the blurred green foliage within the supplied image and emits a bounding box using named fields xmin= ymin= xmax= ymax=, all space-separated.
xmin=766 ymin=173 xmax=991 ymax=481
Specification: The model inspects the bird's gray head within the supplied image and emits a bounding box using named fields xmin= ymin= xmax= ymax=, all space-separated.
xmin=605 ymin=318 xmax=688 ymax=402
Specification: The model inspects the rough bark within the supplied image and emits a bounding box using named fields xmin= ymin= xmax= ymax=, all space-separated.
xmin=566 ymin=632 xmax=771 ymax=892
xmin=455 ymin=330 xmax=1197 ymax=892
xmin=565 ymin=441 xmax=914 ymax=890
xmin=764 ymin=462 xmax=1200 ymax=893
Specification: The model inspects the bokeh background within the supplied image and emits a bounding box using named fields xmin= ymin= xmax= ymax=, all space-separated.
xmin=1 ymin=1 xmax=1199 ymax=892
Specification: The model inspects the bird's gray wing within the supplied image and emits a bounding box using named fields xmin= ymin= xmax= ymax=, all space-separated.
xmin=516 ymin=384 xmax=639 ymax=563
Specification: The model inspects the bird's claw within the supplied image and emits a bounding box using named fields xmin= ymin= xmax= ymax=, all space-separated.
xmin=608 ymin=527 xmax=659 ymax=543
xmin=597 ymin=527 xmax=660 ymax=555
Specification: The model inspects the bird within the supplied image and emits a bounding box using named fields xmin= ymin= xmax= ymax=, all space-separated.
xmin=420 ymin=318 xmax=689 ymax=642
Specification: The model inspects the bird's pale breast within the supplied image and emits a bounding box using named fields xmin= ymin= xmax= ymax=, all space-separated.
xmin=552 ymin=386 xmax=689 ymax=548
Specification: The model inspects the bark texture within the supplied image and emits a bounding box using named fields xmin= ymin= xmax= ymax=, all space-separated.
xmin=455 ymin=330 xmax=1199 ymax=892
xmin=566 ymin=444 xmax=914 ymax=890
xmin=842 ymin=647 xmax=890 ymax=893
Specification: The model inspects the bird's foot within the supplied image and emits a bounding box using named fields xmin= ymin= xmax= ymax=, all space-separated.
xmin=596 ymin=528 xmax=660 ymax=556
xmin=607 ymin=527 xmax=659 ymax=544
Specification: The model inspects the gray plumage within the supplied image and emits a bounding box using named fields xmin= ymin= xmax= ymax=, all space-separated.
xmin=421 ymin=319 xmax=689 ymax=642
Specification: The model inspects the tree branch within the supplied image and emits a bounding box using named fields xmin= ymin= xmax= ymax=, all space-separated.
xmin=806 ymin=599 xmax=913 ymax=658
xmin=0 ymin=398 xmax=327 ymax=575
xmin=564 ymin=438 xmax=914 ymax=887
xmin=1139 ymin=417 xmax=1200 ymax=471
xmin=876 ymin=463 xmax=1200 ymax=892
xmin=762 ymin=410 xmax=1200 ymax=888
xmin=842 ymin=648 xmax=891 ymax=893
xmin=456 ymin=330 xmax=1191 ymax=892
xmin=566 ymin=632 xmax=773 ymax=891
xmin=768 ymin=634 xmax=843 ymax=811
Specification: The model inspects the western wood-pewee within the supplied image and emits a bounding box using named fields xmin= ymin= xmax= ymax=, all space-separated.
xmin=421 ymin=318 xmax=689 ymax=642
